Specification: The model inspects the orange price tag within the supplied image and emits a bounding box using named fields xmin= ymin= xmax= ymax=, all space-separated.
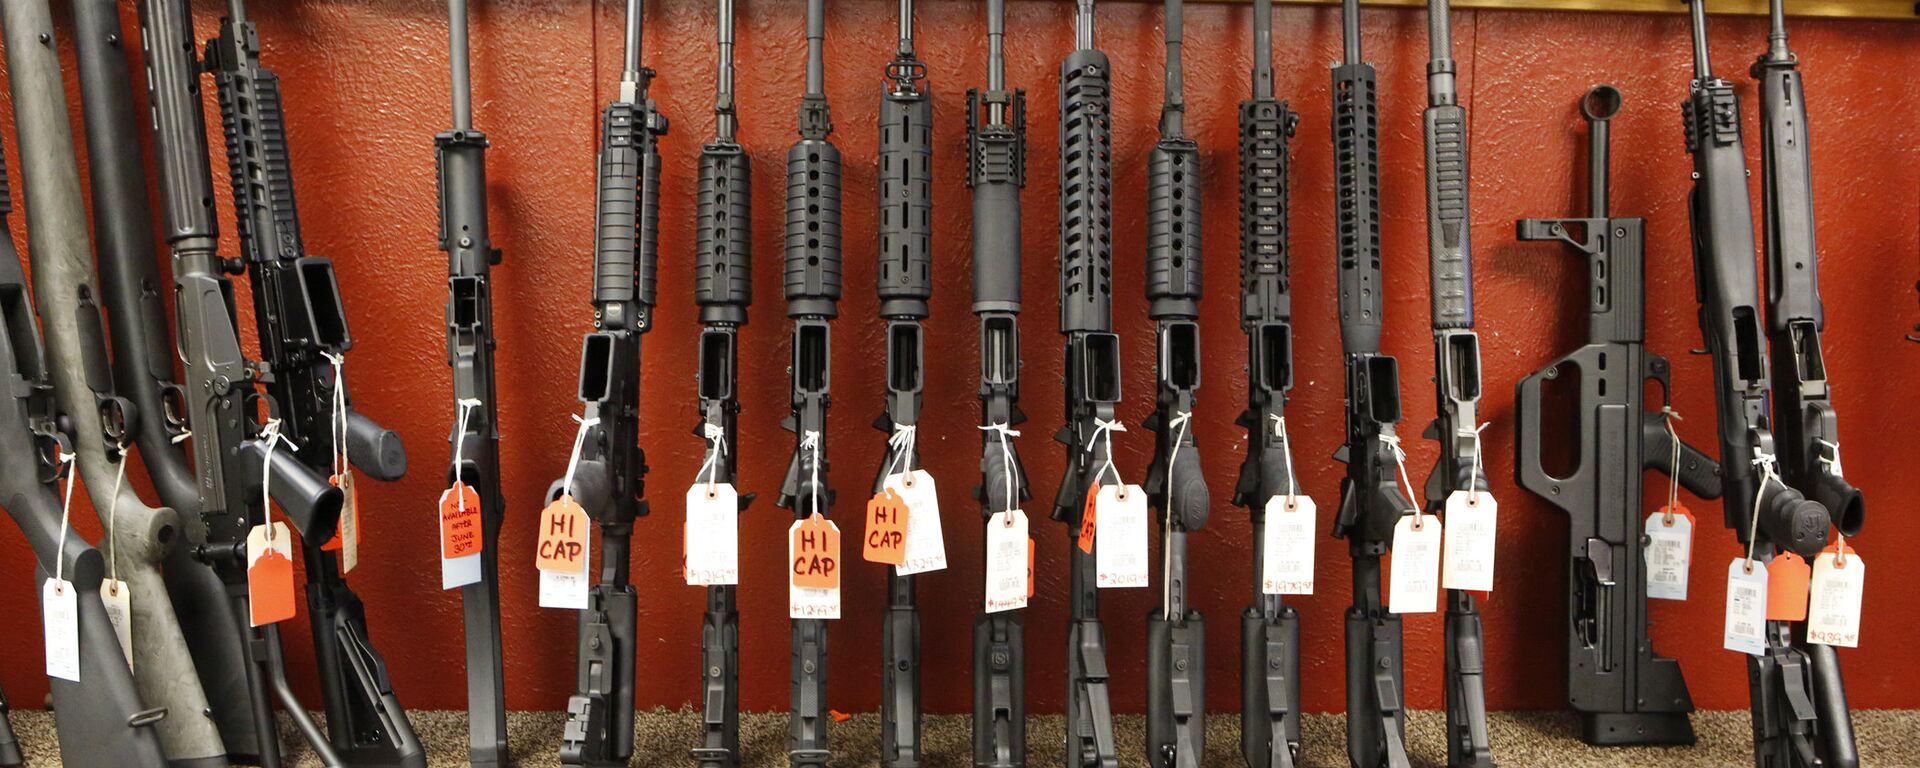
xmin=1076 ymin=484 xmax=1100 ymax=554
xmin=1766 ymin=550 xmax=1811 ymax=621
xmin=1026 ymin=538 xmax=1036 ymax=599
xmin=440 ymin=482 xmax=483 ymax=559
xmin=863 ymin=489 xmax=909 ymax=566
xmin=790 ymin=513 xmax=841 ymax=589
xmin=247 ymin=523 xmax=296 ymax=627
xmin=536 ymin=495 xmax=589 ymax=573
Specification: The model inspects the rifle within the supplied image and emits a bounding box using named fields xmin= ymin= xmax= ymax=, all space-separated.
xmin=1414 ymin=3 xmax=1495 ymax=764
xmin=75 ymin=0 xmax=266 ymax=757
xmin=779 ymin=0 xmax=841 ymax=763
xmin=691 ymin=0 xmax=750 ymax=765
xmin=549 ymin=0 xmax=664 ymax=762
xmin=436 ymin=1 xmax=509 ymax=763
xmin=136 ymin=0 xmax=357 ymax=763
xmin=1052 ymin=1 xmax=1120 ymax=764
xmin=1141 ymin=0 xmax=1207 ymax=764
xmin=872 ymin=0 xmax=932 ymax=763
xmin=1752 ymin=1 xmax=1861 ymax=763
xmin=3 ymin=1 xmax=227 ymax=763
xmin=1516 ymin=84 xmax=1722 ymax=747
xmin=0 ymin=127 xmax=167 ymax=768
xmin=969 ymin=0 xmax=1029 ymax=763
xmin=1328 ymin=0 xmax=1414 ymax=765
xmin=1233 ymin=0 xmax=1302 ymax=764
xmin=1678 ymin=3 xmax=1846 ymax=766
xmin=202 ymin=2 xmax=423 ymax=763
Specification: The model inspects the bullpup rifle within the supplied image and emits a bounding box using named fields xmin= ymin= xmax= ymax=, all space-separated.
xmin=968 ymin=0 xmax=1029 ymax=763
xmin=779 ymin=0 xmax=841 ymax=764
xmin=1233 ymin=0 xmax=1302 ymax=764
xmin=1516 ymin=84 xmax=1721 ymax=747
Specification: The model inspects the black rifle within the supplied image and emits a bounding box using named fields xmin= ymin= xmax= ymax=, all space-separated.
xmin=1233 ymin=0 xmax=1301 ymax=764
xmin=76 ymin=0 xmax=266 ymax=757
xmin=1328 ymin=1 xmax=1413 ymax=765
xmin=779 ymin=0 xmax=841 ymax=764
xmin=1752 ymin=2 xmax=1861 ymax=764
xmin=11 ymin=0 xmax=235 ymax=762
xmin=692 ymin=0 xmax=750 ymax=765
xmin=1517 ymin=84 xmax=1722 ymax=747
xmin=436 ymin=1 xmax=509 ymax=763
xmin=135 ymin=0 xmax=350 ymax=764
xmin=1414 ymin=3 xmax=1494 ymax=765
xmin=1052 ymin=1 xmax=1120 ymax=765
xmin=0 ymin=131 xmax=167 ymax=768
xmin=1142 ymin=0 xmax=1206 ymax=765
xmin=203 ymin=3 xmax=423 ymax=764
xmin=551 ymin=0 xmax=664 ymax=762
xmin=872 ymin=0 xmax=931 ymax=764
xmin=1678 ymin=4 xmax=1847 ymax=766
xmin=969 ymin=0 xmax=1029 ymax=763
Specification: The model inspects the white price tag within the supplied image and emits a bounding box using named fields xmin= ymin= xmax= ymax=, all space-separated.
xmin=984 ymin=510 xmax=1030 ymax=612
xmin=1261 ymin=495 xmax=1316 ymax=595
xmin=685 ymin=484 xmax=741 ymax=585
xmin=889 ymin=471 xmax=947 ymax=575
xmin=42 ymin=578 xmax=79 ymax=682
xmin=1806 ymin=550 xmax=1864 ymax=648
xmin=1441 ymin=491 xmax=1497 ymax=592
xmin=1724 ymin=558 xmax=1769 ymax=655
xmin=1388 ymin=514 xmax=1442 ymax=614
xmin=1645 ymin=512 xmax=1694 ymax=601
xmin=1094 ymin=484 xmax=1149 ymax=589
xmin=101 ymin=578 xmax=133 ymax=670
xmin=538 ymin=530 xmax=591 ymax=610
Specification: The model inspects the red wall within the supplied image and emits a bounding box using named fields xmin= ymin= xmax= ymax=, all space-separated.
xmin=1 ymin=0 xmax=1917 ymax=718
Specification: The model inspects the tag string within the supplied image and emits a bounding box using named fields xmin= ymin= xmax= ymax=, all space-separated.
xmin=801 ymin=430 xmax=823 ymax=517
xmin=324 ymin=352 xmax=349 ymax=481
xmin=1088 ymin=418 xmax=1126 ymax=490
xmin=979 ymin=422 xmax=1021 ymax=516
xmin=1663 ymin=407 xmax=1683 ymax=522
xmin=259 ymin=419 xmax=291 ymax=544
xmin=1833 ymin=531 xmax=1849 ymax=567
xmin=452 ymin=398 xmax=481 ymax=511
xmin=885 ymin=423 xmax=917 ymax=485
xmin=1270 ymin=415 xmax=1300 ymax=507
xmin=52 ymin=450 xmax=76 ymax=587
xmin=697 ymin=423 xmax=729 ymax=493
xmin=1817 ymin=438 xmax=1845 ymax=480
xmin=1461 ymin=421 xmax=1490 ymax=505
xmin=107 ymin=439 xmax=130 ymax=584
xmin=1380 ymin=433 xmax=1423 ymax=529
xmin=560 ymin=414 xmax=599 ymax=500
xmin=1163 ymin=410 xmax=1192 ymax=614
xmin=1744 ymin=452 xmax=1782 ymax=569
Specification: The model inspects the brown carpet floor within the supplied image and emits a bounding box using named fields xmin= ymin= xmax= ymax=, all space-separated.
xmin=3 ymin=708 xmax=1915 ymax=766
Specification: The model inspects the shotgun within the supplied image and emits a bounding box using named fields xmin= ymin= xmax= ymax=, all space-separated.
xmin=436 ymin=1 xmax=510 ymax=762
xmin=1052 ymin=1 xmax=1121 ymax=764
xmin=1233 ymin=0 xmax=1303 ymax=764
xmin=691 ymin=0 xmax=751 ymax=765
xmin=1752 ymin=1 xmax=1862 ymax=763
xmin=3 ymin=0 xmax=226 ymax=762
xmin=1328 ymin=0 xmax=1414 ymax=765
xmin=779 ymin=0 xmax=842 ymax=763
xmin=550 ymin=0 xmax=665 ymax=762
xmin=969 ymin=0 xmax=1029 ymax=763
xmin=0 ymin=125 xmax=167 ymax=768
xmin=1415 ymin=2 xmax=1495 ymax=764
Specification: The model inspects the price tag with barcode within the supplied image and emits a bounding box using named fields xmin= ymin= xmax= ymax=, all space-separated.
xmin=890 ymin=471 xmax=947 ymax=575
xmin=1389 ymin=514 xmax=1442 ymax=614
xmin=1644 ymin=506 xmax=1694 ymax=600
xmin=42 ymin=578 xmax=79 ymax=681
xmin=1441 ymin=491 xmax=1497 ymax=592
xmin=685 ymin=484 xmax=740 ymax=585
xmin=1724 ymin=558 xmax=1768 ymax=655
xmin=102 ymin=578 xmax=133 ymax=670
xmin=1094 ymin=484 xmax=1148 ymax=589
xmin=1806 ymin=549 xmax=1865 ymax=648
xmin=1261 ymin=495 xmax=1316 ymax=595
xmin=984 ymin=510 xmax=1030 ymax=613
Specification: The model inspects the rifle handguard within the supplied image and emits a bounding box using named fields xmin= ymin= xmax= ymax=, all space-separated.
xmin=696 ymin=143 xmax=752 ymax=324
xmin=784 ymin=140 xmax=842 ymax=318
xmin=878 ymin=90 xmax=933 ymax=318
xmin=1332 ymin=62 xmax=1383 ymax=353
xmin=1146 ymin=139 xmax=1202 ymax=319
xmin=1057 ymin=50 xmax=1113 ymax=335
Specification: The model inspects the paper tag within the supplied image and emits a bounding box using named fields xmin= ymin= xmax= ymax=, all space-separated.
xmin=536 ymin=495 xmax=589 ymax=573
xmin=1026 ymin=540 xmax=1035 ymax=599
xmin=984 ymin=510 xmax=1030 ymax=613
xmin=247 ymin=522 xmax=296 ymax=626
xmin=1724 ymin=558 xmax=1769 ymax=655
xmin=863 ymin=488 xmax=909 ymax=566
xmin=1261 ymin=495 xmax=1316 ymax=595
xmin=1644 ymin=505 xmax=1694 ymax=600
xmin=102 ymin=579 xmax=133 ymax=670
xmin=333 ymin=474 xmax=361 ymax=573
xmin=439 ymin=483 xmax=483 ymax=589
xmin=1766 ymin=551 xmax=1811 ymax=622
xmin=789 ymin=513 xmax=841 ymax=619
xmin=42 ymin=578 xmax=79 ymax=681
xmin=1076 ymin=484 xmax=1099 ymax=554
xmin=891 ymin=471 xmax=947 ymax=575
xmin=1093 ymin=484 xmax=1148 ymax=589
xmin=1388 ymin=514 xmax=1443 ymax=614
xmin=1806 ymin=549 xmax=1864 ymax=648
xmin=1441 ymin=491 xmax=1497 ymax=592
xmin=685 ymin=484 xmax=740 ymax=585
xmin=537 ymin=528 xmax=591 ymax=611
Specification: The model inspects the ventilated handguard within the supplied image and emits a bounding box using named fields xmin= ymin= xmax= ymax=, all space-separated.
xmin=1058 ymin=50 xmax=1113 ymax=336
xmin=696 ymin=143 xmax=753 ymax=324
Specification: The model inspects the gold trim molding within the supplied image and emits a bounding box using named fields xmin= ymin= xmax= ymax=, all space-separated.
xmin=1183 ymin=0 xmax=1917 ymax=21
